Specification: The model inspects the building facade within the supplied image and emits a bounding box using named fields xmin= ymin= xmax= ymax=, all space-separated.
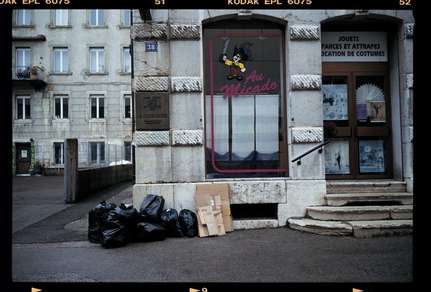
xmin=12 ymin=9 xmax=133 ymax=175
xmin=131 ymin=9 xmax=414 ymax=230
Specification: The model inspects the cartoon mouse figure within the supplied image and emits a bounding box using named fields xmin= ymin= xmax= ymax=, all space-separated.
xmin=222 ymin=46 xmax=249 ymax=81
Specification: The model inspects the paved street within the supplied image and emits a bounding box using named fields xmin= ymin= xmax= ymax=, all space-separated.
xmin=12 ymin=176 xmax=413 ymax=282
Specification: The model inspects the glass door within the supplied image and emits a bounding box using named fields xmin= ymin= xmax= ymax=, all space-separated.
xmin=323 ymin=63 xmax=392 ymax=179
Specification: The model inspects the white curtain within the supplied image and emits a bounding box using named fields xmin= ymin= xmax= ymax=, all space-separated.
xmin=256 ymin=94 xmax=279 ymax=160
xmin=232 ymin=95 xmax=254 ymax=160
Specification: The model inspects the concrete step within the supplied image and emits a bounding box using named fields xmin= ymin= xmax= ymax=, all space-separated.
xmin=349 ymin=220 xmax=413 ymax=238
xmin=232 ymin=219 xmax=279 ymax=230
xmin=288 ymin=218 xmax=412 ymax=238
xmin=325 ymin=192 xmax=413 ymax=206
xmin=306 ymin=205 xmax=413 ymax=221
xmin=288 ymin=218 xmax=353 ymax=236
xmin=327 ymin=180 xmax=407 ymax=194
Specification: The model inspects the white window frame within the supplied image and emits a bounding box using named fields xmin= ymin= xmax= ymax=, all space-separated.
xmin=15 ymin=10 xmax=31 ymax=26
xmin=89 ymin=47 xmax=105 ymax=73
xmin=16 ymin=95 xmax=31 ymax=120
xmin=122 ymin=47 xmax=131 ymax=73
xmin=54 ymin=95 xmax=69 ymax=119
xmin=53 ymin=142 xmax=65 ymax=165
xmin=90 ymin=95 xmax=105 ymax=119
xmin=53 ymin=9 xmax=69 ymax=26
xmin=89 ymin=9 xmax=104 ymax=26
xmin=121 ymin=10 xmax=131 ymax=27
xmin=89 ymin=141 xmax=106 ymax=164
xmin=52 ymin=47 xmax=69 ymax=73
xmin=15 ymin=47 xmax=31 ymax=74
xmin=124 ymin=94 xmax=132 ymax=119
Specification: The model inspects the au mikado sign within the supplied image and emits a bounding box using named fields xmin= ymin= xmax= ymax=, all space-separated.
xmin=321 ymin=32 xmax=388 ymax=62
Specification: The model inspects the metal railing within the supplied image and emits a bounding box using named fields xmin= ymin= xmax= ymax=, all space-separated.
xmin=291 ymin=140 xmax=330 ymax=165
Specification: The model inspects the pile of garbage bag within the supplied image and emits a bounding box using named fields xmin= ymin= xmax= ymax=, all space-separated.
xmin=88 ymin=194 xmax=198 ymax=248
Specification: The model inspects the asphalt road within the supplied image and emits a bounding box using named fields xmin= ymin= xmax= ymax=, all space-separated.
xmin=12 ymin=176 xmax=413 ymax=283
xmin=13 ymin=228 xmax=412 ymax=282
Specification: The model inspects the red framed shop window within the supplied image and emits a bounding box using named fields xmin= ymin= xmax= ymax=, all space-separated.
xmin=203 ymin=19 xmax=288 ymax=178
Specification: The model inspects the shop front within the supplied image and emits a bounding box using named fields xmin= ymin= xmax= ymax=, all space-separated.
xmin=131 ymin=10 xmax=413 ymax=229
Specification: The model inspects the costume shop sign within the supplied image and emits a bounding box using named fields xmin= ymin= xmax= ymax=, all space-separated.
xmin=220 ymin=70 xmax=278 ymax=98
xmin=321 ymin=32 xmax=388 ymax=62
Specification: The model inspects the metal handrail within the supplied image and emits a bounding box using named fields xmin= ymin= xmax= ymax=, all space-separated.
xmin=291 ymin=140 xmax=330 ymax=165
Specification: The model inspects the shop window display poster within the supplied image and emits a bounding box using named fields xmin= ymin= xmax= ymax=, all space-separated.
xmin=359 ymin=140 xmax=385 ymax=173
xmin=322 ymin=84 xmax=348 ymax=121
xmin=325 ymin=140 xmax=350 ymax=174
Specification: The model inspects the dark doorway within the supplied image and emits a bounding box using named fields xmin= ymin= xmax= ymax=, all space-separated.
xmin=15 ymin=143 xmax=31 ymax=175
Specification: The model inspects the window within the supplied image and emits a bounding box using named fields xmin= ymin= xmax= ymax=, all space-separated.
xmin=16 ymin=96 xmax=31 ymax=120
xmin=53 ymin=47 xmax=69 ymax=73
xmin=54 ymin=10 xmax=68 ymax=26
xmin=16 ymin=10 xmax=31 ymax=26
xmin=122 ymin=47 xmax=131 ymax=73
xmin=89 ymin=142 xmax=105 ymax=164
xmin=15 ymin=47 xmax=31 ymax=77
xmin=54 ymin=95 xmax=69 ymax=119
xmin=89 ymin=10 xmax=104 ymax=26
xmin=203 ymin=21 xmax=287 ymax=178
xmin=89 ymin=47 xmax=105 ymax=73
xmin=54 ymin=142 xmax=64 ymax=164
xmin=124 ymin=94 xmax=132 ymax=118
xmin=124 ymin=142 xmax=132 ymax=162
xmin=121 ymin=10 xmax=131 ymax=27
xmin=90 ymin=95 xmax=104 ymax=119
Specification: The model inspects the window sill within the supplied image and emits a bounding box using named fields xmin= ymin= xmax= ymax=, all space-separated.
xmin=84 ymin=24 xmax=108 ymax=29
xmin=86 ymin=72 xmax=109 ymax=76
xmin=13 ymin=25 xmax=35 ymax=29
xmin=118 ymin=25 xmax=131 ymax=29
xmin=89 ymin=119 xmax=106 ymax=122
xmin=119 ymin=71 xmax=131 ymax=76
xmin=14 ymin=119 xmax=32 ymax=124
xmin=50 ymin=72 xmax=73 ymax=76
xmin=48 ymin=25 xmax=72 ymax=29
xmin=53 ymin=118 xmax=70 ymax=121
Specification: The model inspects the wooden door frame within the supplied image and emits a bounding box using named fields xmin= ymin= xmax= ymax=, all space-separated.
xmin=323 ymin=62 xmax=393 ymax=179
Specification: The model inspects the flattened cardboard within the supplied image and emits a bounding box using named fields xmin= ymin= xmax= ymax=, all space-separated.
xmin=195 ymin=184 xmax=233 ymax=233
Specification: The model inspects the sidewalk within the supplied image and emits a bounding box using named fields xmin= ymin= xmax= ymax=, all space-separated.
xmin=12 ymin=176 xmax=133 ymax=244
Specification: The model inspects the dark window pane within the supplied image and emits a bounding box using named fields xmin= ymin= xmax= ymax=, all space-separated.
xmin=91 ymin=98 xmax=97 ymax=118
xmin=125 ymin=97 xmax=131 ymax=118
xmin=63 ymin=98 xmax=68 ymax=119
xmin=99 ymin=143 xmax=105 ymax=161
xmin=99 ymin=98 xmax=104 ymax=118
xmin=54 ymin=142 xmax=64 ymax=164
xmin=25 ymin=98 xmax=31 ymax=119
xmin=124 ymin=142 xmax=131 ymax=161
xmin=17 ymin=98 xmax=23 ymax=119
xmin=55 ymin=98 xmax=61 ymax=118
xmin=90 ymin=143 xmax=97 ymax=162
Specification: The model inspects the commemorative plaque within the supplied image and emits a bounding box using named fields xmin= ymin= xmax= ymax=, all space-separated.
xmin=135 ymin=92 xmax=170 ymax=130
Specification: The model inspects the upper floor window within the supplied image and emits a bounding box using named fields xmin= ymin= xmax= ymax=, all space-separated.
xmin=121 ymin=10 xmax=131 ymax=27
xmin=89 ymin=142 xmax=105 ymax=164
xmin=90 ymin=95 xmax=104 ymax=119
xmin=15 ymin=47 xmax=31 ymax=77
xmin=122 ymin=47 xmax=131 ymax=73
xmin=16 ymin=10 xmax=31 ymax=26
xmin=89 ymin=9 xmax=104 ymax=26
xmin=54 ymin=10 xmax=69 ymax=26
xmin=53 ymin=47 xmax=69 ymax=73
xmin=54 ymin=95 xmax=69 ymax=119
xmin=89 ymin=47 xmax=105 ymax=73
xmin=16 ymin=96 xmax=31 ymax=120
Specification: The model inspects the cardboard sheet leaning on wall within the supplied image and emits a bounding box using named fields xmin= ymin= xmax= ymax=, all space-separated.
xmin=195 ymin=184 xmax=233 ymax=237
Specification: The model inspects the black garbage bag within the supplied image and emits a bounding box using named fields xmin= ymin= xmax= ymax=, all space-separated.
xmin=178 ymin=209 xmax=198 ymax=237
xmin=101 ymin=225 xmax=129 ymax=248
xmin=88 ymin=201 xmax=117 ymax=243
xmin=135 ymin=222 xmax=166 ymax=242
xmin=160 ymin=208 xmax=183 ymax=237
xmin=104 ymin=204 xmax=140 ymax=242
xmin=139 ymin=194 xmax=165 ymax=223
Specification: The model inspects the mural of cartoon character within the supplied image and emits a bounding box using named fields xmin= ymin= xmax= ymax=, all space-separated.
xmin=220 ymin=40 xmax=252 ymax=81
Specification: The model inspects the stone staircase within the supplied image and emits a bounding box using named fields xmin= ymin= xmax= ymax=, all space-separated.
xmin=287 ymin=180 xmax=413 ymax=238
